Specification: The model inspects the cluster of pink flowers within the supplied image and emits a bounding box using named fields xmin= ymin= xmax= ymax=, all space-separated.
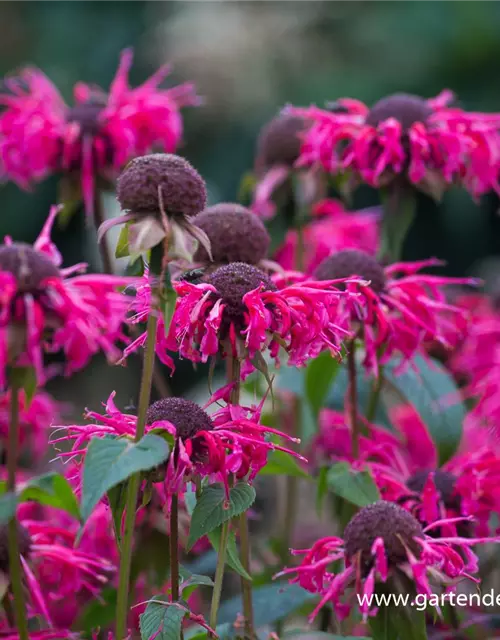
xmin=3 ymin=49 xmax=500 ymax=640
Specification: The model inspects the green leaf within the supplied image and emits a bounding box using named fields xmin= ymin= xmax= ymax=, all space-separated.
xmin=19 ymin=473 xmax=80 ymax=520
xmin=305 ymin=352 xmax=340 ymax=419
xmin=285 ymin=634 xmax=369 ymax=640
xmin=260 ymin=450 xmax=309 ymax=479
xmin=316 ymin=466 xmax=329 ymax=515
xmin=0 ymin=492 xmax=17 ymax=524
xmin=379 ymin=185 xmax=416 ymax=262
xmin=107 ymin=481 xmax=128 ymax=549
xmin=8 ymin=367 xmax=37 ymax=408
xmin=383 ymin=355 xmax=464 ymax=465
xmin=187 ymin=482 xmax=256 ymax=550
xmin=76 ymin=587 xmax=117 ymax=632
xmin=218 ymin=583 xmax=315 ymax=627
xmin=139 ymin=596 xmax=186 ymax=640
xmin=180 ymin=569 xmax=214 ymax=599
xmin=81 ymin=434 xmax=170 ymax=523
xmin=327 ymin=462 xmax=380 ymax=507
xmin=115 ymin=224 xmax=130 ymax=258
xmin=208 ymin=527 xmax=251 ymax=581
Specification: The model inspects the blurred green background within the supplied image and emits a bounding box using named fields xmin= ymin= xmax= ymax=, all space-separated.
xmin=1 ymin=0 xmax=500 ymax=410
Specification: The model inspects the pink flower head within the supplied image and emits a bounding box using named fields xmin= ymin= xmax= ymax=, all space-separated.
xmin=289 ymin=91 xmax=500 ymax=199
xmin=52 ymin=386 xmax=305 ymax=505
xmin=313 ymin=250 xmax=476 ymax=375
xmin=131 ymin=262 xmax=355 ymax=372
xmin=275 ymin=199 xmax=380 ymax=274
xmin=0 ymin=631 xmax=77 ymax=640
xmin=0 ymin=389 xmax=60 ymax=467
xmin=1 ymin=506 xmax=115 ymax=629
xmin=451 ymin=294 xmax=500 ymax=436
xmin=313 ymin=404 xmax=500 ymax=538
xmin=0 ymin=206 xmax=136 ymax=386
xmin=0 ymin=49 xmax=198 ymax=217
xmin=275 ymin=500 xmax=500 ymax=621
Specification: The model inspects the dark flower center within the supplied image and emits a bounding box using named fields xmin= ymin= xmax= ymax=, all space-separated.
xmin=344 ymin=501 xmax=423 ymax=575
xmin=0 ymin=244 xmax=60 ymax=293
xmin=314 ymin=250 xmax=386 ymax=294
xmin=0 ymin=523 xmax=31 ymax=573
xmin=192 ymin=204 xmax=270 ymax=266
xmin=67 ymin=99 xmax=106 ymax=136
xmin=146 ymin=397 xmax=214 ymax=442
xmin=205 ymin=263 xmax=276 ymax=333
xmin=256 ymin=114 xmax=306 ymax=169
xmin=116 ymin=153 xmax=207 ymax=219
xmin=366 ymin=94 xmax=433 ymax=131
xmin=407 ymin=469 xmax=460 ymax=512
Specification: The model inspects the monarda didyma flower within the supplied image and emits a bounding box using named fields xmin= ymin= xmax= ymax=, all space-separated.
xmin=52 ymin=388 xmax=304 ymax=504
xmin=128 ymin=262 xmax=356 ymax=372
xmin=99 ymin=153 xmax=211 ymax=259
xmin=0 ymin=206 xmax=135 ymax=386
xmin=276 ymin=500 xmax=500 ymax=621
xmin=289 ymin=91 xmax=500 ymax=199
xmin=313 ymin=249 xmax=475 ymax=375
xmin=0 ymin=49 xmax=198 ymax=218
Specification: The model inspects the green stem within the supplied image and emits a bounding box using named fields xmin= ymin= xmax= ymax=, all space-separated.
xmin=170 ymin=494 xmax=180 ymax=602
xmin=366 ymin=370 xmax=384 ymax=423
xmin=94 ymin=189 xmax=114 ymax=275
xmin=347 ymin=340 xmax=359 ymax=458
xmin=280 ymin=396 xmax=300 ymax=564
xmin=115 ymin=306 xmax=159 ymax=640
xmin=378 ymin=181 xmax=416 ymax=264
xmin=209 ymin=519 xmax=230 ymax=634
xmin=296 ymin=225 xmax=306 ymax=273
xmin=7 ymin=382 xmax=29 ymax=640
xmin=229 ymin=357 xmax=255 ymax=638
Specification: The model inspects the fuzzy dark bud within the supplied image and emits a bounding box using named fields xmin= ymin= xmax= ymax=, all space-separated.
xmin=256 ymin=114 xmax=306 ymax=169
xmin=192 ymin=203 xmax=270 ymax=266
xmin=146 ymin=397 xmax=213 ymax=441
xmin=366 ymin=94 xmax=433 ymax=131
xmin=0 ymin=244 xmax=60 ymax=293
xmin=344 ymin=501 xmax=423 ymax=576
xmin=117 ymin=153 xmax=207 ymax=219
xmin=314 ymin=250 xmax=386 ymax=294
xmin=0 ymin=523 xmax=31 ymax=573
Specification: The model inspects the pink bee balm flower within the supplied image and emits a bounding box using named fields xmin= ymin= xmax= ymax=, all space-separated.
xmin=289 ymin=91 xmax=500 ymax=199
xmin=313 ymin=250 xmax=476 ymax=375
xmin=52 ymin=387 xmax=305 ymax=504
xmin=312 ymin=405 xmax=500 ymax=538
xmin=129 ymin=262 xmax=355 ymax=372
xmin=0 ymin=632 xmax=77 ymax=640
xmin=0 ymin=389 xmax=60 ymax=467
xmin=0 ymin=508 xmax=114 ymax=629
xmin=0 ymin=49 xmax=198 ymax=217
xmin=275 ymin=500 xmax=500 ymax=621
xmin=275 ymin=199 xmax=380 ymax=275
xmin=0 ymin=206 xmax=136 ymax=386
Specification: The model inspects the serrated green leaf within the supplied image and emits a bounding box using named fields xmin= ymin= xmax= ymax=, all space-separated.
xmin=187 ymin=483 xmax=255 ymax=550
xmin=208 ymin=527 xmax=251 ymax=581
xmin=115 ymin=224 xmax=130 ymax=258
xmin=383 ymin=355 xmax=464 ymax=465
xmin=327 ymin=462 xmax=379 ymax=507
xmin=20 ymin=472 xmax=80 ymax=520
xmin=260 ymin=450 xmax=309 ymax=479
xmin=305 ymin=352 xmax=340 ymax=419
xmin=0 ymin=492 xmax=17 ymax=524
xmin=218 ymin=583 xmax=315 ymax=627
xmin=81 ymin=434 xmax=170 ymax=523
xmin=180 ymin=570 xmax=214 ymax=599
xmin=140 ymin=596 xmax=186 ymax=640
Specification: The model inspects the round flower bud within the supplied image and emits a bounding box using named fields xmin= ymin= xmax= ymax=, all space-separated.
xmin=0 ymin=243 xmax=60 ymax=293
xmin=146 ymin=397 xmax=213 ymax=442
xmin=117 ymin=153 xmax=207 ymax=218
xmin=67 ymin=97 xmax=107 ymax=136
xmin=344 ymin=501 xmax=423 ymax=575
xmin=256 ymin=114 xmax=307 ymax=169
xmin=0 ymin=523 xmax=32 ymax=573
xmin=192 ymin=203 xmax=270 ymax=265
xmin=205 ymin=262 xmax=276 ymax=332
xmin=366 ymin=94 xmax=433 ymax=131
xmin=314 ymin=250 xmax=386 ymax=294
